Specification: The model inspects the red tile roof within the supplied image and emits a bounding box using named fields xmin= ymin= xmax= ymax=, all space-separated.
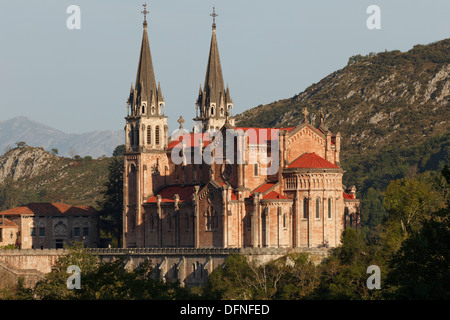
xmin=288 ymin=152 xmax=339 ymax=169
xmin=252 ymin=182 xmax=277 ymax=195
xmin=0 ymin=217 xmax=18 ymax=228
xmin=146 ymin=185 xmax=196 ymax=203
xmin=168 ymin=133 xmax=212 ymax=150
xmin=0 ymin=203 xmax=97 ymax=216
xmin=343 ymin=192 xmax=355 ymax=200
xmin=250 ymin=182 xmax=288 ymax=200
xmin=262 ymin=191 xmax=289 ymax=200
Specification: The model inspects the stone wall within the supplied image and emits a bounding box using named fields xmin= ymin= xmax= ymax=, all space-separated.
xmin=0 ymin=247 xmax=330 ymax=290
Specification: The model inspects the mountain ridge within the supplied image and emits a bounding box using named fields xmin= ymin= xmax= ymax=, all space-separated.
xmin=0 ymin=116 xmax=124 ymax=158
xmin=235 ymin=38 xmax=450 ymax=162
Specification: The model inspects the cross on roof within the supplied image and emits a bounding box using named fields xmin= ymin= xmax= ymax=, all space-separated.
xmin=141 ymin=4 xmax=149 ymax=24
xmin=210 ymin=6 xmax=218 ymax=28
xmin=178 ymin=116 xmax=185 ymax=129
xmin=302 ymin=107 xmax=309 ymax=123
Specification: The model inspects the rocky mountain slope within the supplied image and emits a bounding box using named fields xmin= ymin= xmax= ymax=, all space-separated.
xmin=0 ymin=146 xmax=110 ymax=209
xmin=0 ymin=117 xmax=124 ymax=158
xmin=235 ymin=39 xmax=450 ymax=162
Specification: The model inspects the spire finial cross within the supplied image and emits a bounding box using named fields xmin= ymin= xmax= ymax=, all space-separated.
xmin=178 ymin=116 xmax=185 ymax=129
xmin=302 ymin=107 xmax=309 ymax=123
xmin=141 ymin=4 xmax=149 ymax=26
xmin=210 ymin=6 xmax=218 ymax=29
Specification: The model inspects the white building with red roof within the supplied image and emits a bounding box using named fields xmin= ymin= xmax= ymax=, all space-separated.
xmin=0 ymin=203 xmax=99 ymax=249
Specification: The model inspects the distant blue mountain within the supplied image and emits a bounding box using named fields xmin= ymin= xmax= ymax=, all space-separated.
xmin=0 ymin=117 xmax=124 ymax=158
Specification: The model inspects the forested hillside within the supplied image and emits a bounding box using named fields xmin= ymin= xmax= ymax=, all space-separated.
xmin=235 ymin=38 xmax=450 ymax=233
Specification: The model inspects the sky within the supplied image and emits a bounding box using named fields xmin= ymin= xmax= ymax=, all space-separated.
xmin=0 ymin=0 xmax=449 ymax=135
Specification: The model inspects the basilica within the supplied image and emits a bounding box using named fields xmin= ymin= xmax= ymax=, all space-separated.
xmin=122 ymin=7 xmax=360 ymax=249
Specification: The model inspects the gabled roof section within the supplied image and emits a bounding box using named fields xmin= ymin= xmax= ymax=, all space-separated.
xmin=343 ymin=192 xmax=356 ymax=200
xmin=249 ymin=181 xmax=279 ymax=198
xmin=146 ymin=185 xmax=197 ymax=203
xmin=287 ymin=123 xmax=326 ymax=140
xmin=288 ymin=152 xmax=339 ymax=169
xmin=0 ymin=203 xmax=97 ymax=216
xmin=234 ymin=127 xmax=295 ymax=144
xmin=262 ymin=191 xmax=289 ymax=200
xmin=251 ymin=182 xmax=277 ymax=195
xmin=0 ymin=217 xmax=18 ymax=228
xmin=167 ymin=132 xmax=212 ymax=150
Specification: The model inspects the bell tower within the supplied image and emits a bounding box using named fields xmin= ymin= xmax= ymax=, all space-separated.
xmin=123 ymin=4 xmax=168 ymax=248
xmin=126 ymin=4 xmax=167 ymax=152
xmin=193 ymin=7 xmax=235 ymax=133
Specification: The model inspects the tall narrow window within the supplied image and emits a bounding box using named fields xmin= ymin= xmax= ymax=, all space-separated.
xmin=254 ymin=163 xmax=259 ymax=176
xmin=135 ymin=126 xmax=140 ymax=146
xmin=283 ymin=213 xmax=286 ymax=228
xmin=155 ymin=125 xmax=160 ymax=145
xmin=130 ymin=125 xmax=134 ymax=145
xmin=328 ymin=198 xmax=332 ymax=219
xmin=303 ymin=198 xmax=308 ymax=219
xmin=185 ymin=213 xmax=190 ymax=230
xmin=316 ymin=198 xmax=320 ymax=219
xmin=147 ymin=126 xmax=152 ymax=145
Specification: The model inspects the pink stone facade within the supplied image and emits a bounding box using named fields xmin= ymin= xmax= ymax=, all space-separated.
xmin=123 ymin=13 xmax=360 ymax=249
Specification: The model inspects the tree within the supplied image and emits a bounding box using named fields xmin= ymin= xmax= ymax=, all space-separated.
xmin=15 ymin=141 xmax=27 ymax=148
xmin=0 ymin=177 xmax=19 ymax=211
xmin=113 ymin=145 xmax=125 ymax=157
xmin=33 ymin=241 xmax=98 ymax=300
xmin=203 ymin=254 xmax=255 ymax=300
xmin=31 ymin=241 xmax=193 ymax=300
xmin=50 ymin=148 xmax=59 ymax=155
xmin=383 ymin=175 xmax=442 ymax=237
xmin=97 ymin=155 xmax=124 ymax=247
xmin=385 ymin=168 xmax=450 ymax=299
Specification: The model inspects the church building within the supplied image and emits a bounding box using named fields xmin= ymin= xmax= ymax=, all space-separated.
xmin=123 ymin=6 xmax=360 ymax=249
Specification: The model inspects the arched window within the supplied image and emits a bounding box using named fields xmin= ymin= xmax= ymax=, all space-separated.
xmin=283 ymin=213 xmax=286 ymax=228
xmin=303 ymin=198 xmax=308 ymax=219
xmin=142 ymin=105 xmax=145 ymax=114
xmin=328 ymin=198 xmax=332 ymax=219
xmin=211 ymin=106 xmax=215 ymax=116
xmin=147 ymin=126 xmax=152 ymax=145
xmin=254 ymin=163 xmax=259 ymax=176
xmin=155 ymin=125 xmax=160 ymax=145
xmin=316 ymin=198 xmax=320 ymax=219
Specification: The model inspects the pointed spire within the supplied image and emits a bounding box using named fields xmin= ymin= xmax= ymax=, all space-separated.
xmin=135 ymin=4 xmax=158 ymax=105
xmin=226 ymin=84 xmax=232 ymax=103
xmin=157 ymin=81 xmax=164 ymax=102
xmin=203 ymin=7 xmax=225 ymax=109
